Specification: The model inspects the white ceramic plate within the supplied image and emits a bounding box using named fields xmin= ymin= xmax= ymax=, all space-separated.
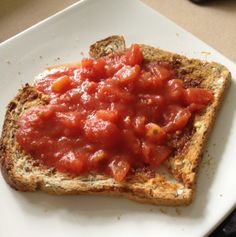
xmin=0 ymin=0 xmax=235 ymax=236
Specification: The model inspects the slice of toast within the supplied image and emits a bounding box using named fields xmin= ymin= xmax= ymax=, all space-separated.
xmin=0 ymin=36 xmax=231 ymax=206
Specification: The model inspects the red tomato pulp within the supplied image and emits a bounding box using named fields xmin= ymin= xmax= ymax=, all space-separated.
xmin=16 ymin=44 xmax=213 ymax=181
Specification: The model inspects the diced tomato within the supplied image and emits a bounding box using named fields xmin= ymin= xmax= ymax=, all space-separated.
xmin=84 ymin=118 xmax=120 ymax=147
xmin=165 ymin=79 xmax=185 ymax=103
xmin=163 ymin=105 xmax=191 ymax=133
xmin=122 ymin=129 xmax=141 ymax=154
xmin=93 ymin=58 xmax=106 ymax=78
xmin=37 ymin=105 xmax=57 ymax=120
xmin=115 ymin=65 xmax=141 ymax=83
xmin=57 ymin=111 xmax=83 ymax=129
xmin=125 ymin=44 xmax=143 ymax=66
xmin=145 ymin=123 xmax=166 ymax=144
xmin=78 ymin=58 xmax=106 ymax=80
xmin=85 ymin=81 xmax=98 ymax=93
xmin=133 ymin=116 xmax=146 ymax=135
xmin=145 ymin=62 xmax=174 ymax=82
xmin=76 ymin=68 xmax=92 ymax=80
xmin=96 ymin=109 xmax=119 ymax=122
xmin=97 ymin=82 xmax=134 ymax=103
xmin=189 ymin=103 xmax=204 ymax=112
xmin=149 ymin=145 xmax=172 ymax=167
xmin=47 ymin=63 xmax=80 ymax=70
xmin=52 ymin=75 xmax=72 ymax=93
xmin=89 ymin=150 xmax=108 ymax=165
xmin=136 ymin=71 xmax=164 ymax=92
xmin=185 ymin=88 xmax=214 ymax=105
xmin=104 ymin=53 xmax=126 ymax=77
xmin=141 ymin=142 xmax=172 ymax=167
xmin=108 ymin=158 xmax=130 ymax=182
xmin=136 ymin=94 xmax=164 ymax=121
xmin=57 ymin=152 xmax=85 ymax=174
xmin=81 ymin=58 xmax=94 ymax=68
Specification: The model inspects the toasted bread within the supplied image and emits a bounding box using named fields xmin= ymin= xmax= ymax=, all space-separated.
xmin=0 ymin=36 xmax=231 ymax=206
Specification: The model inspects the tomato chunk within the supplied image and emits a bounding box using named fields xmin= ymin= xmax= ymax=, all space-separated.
xmin=145 ymin=123 xmax=166 ymax=144
xmin=57 ymin=152 xmax=85 ymax=174
xmin=141 ymin=142 xmax=172 ymax=167
xmin=185 ymin=88 xmax=214 ymax=105
xmin=165 ymin=79 xmax=185 ymax=103
xmin=108 ymin=158 xmax=130 ymax=182
xmin=149 ymin=146 xmax=172 ymax=167
xmin=115 ymin=65 xmax=141 ymax=83
xmin=57 ymin=111 xmax=83 ymax=129
xmin=145 ymin=62 xmax=174 ymax=82
xmin=125 ymin=44 xmax=143 ymax=66
xmin=164 ymin=105 xmax=191 ymax=133
xmin=52 ymin=75 xmax=72 ymax=93
xmin=89 ymin=150 xmax=108 ymax=165
xmin=104 ymin=53 xmax=126 ymax=77
xmin=136 ymin=71 xmax=164 ymax=92
xmin=96 ymin=110 xmax=119 ymax=122
xmin=84 ymin=118 xmax=120 ymax=147
xmin=92 ymin=58 xmax=106 ymax=78
xmin=78 ymin=58 xmax=106 ymax=80
xmin=81 ymin=58 xmax=94 ymax=68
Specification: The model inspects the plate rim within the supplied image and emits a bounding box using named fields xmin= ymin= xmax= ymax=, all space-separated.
xmin=0 ymin=0 xmax=235 ymax=236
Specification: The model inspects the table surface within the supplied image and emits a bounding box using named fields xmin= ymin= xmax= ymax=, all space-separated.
xmin=0 ymin=0 xmax=236 ymax=63
xmin=0 ymin=1 xmax=235 ymax=236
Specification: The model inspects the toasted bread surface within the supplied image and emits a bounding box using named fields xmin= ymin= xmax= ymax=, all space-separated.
xmin=0 ymin=36 xmax=231 ymax=206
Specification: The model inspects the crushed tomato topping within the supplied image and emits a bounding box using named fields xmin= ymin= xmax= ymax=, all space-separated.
xmin=16 ymin=44 xmax=214 ymax=182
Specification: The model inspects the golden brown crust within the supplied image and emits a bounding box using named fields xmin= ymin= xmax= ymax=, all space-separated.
xmin=0 ymin=36 xmax=231 ymax=206
xmin=89 ymin=35 xmax=126 ymax=59
xmin=0 ymin=84 xmax=49 ymax=191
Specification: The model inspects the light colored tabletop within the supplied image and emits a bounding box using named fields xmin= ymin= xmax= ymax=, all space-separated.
xmin=0 ymin=0 xmax=236 ymax=63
